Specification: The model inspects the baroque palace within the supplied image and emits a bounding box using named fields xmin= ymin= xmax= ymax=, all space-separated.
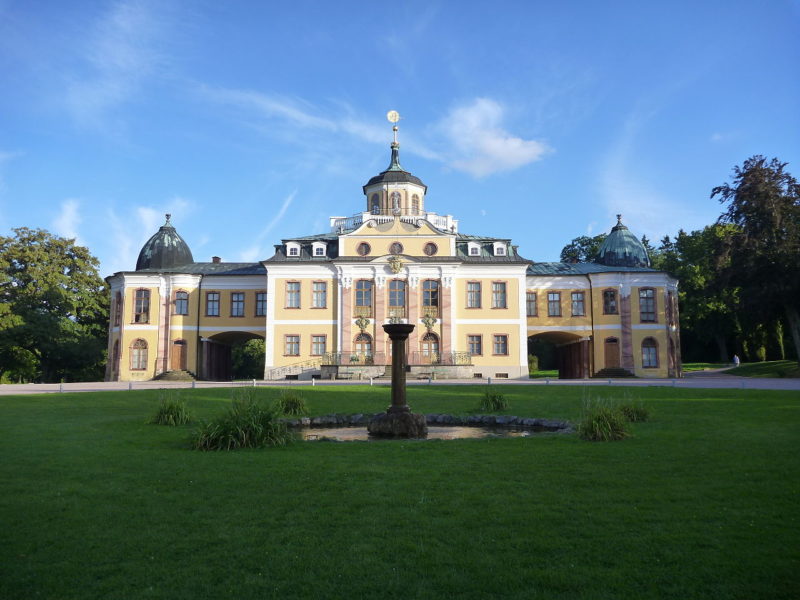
xmin=105 ymin=117 xmax=681 ymax=381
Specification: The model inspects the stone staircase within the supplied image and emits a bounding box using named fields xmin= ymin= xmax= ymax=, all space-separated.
xmin=154 ymin=370 xmax=197 ymax=381
xmin=593 ymin=368 xmax=635 ymax=378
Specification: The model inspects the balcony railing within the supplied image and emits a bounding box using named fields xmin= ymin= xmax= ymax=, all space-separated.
xmin=408 ymin=351 xmax=473 ymax=366
xmin=353 ymin=305 xmax=372 ymax=318
xmin=387 ymin=306 xmax=407 ymax=320
xmin=330 ymin=211 xmax=459 ymax=234
xmin=322 ymin=352 xmax=387 ymax=366
xmin=421 ymin=305 xmax=439 ymax=318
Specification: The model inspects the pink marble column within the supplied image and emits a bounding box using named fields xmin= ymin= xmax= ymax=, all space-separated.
xmin=408 ymin=281 xmax=419 ymax=358
xmin=374 ymin=280 xmax=386 ymax=358
xmin=341 ymin=286 xmax=352 ymax=354
xmin=440 ymin=284 xmax=452 ymax=355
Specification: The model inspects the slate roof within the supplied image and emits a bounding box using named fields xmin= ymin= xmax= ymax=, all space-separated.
xmin=527 ymin=262 xmax=658 ymax=276
xmin=132 ymin=262 xmax=266 ymax=275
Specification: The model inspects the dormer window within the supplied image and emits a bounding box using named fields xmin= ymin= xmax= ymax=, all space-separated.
xmin=493 ymin=242 xmax=507 ymax=256
xmin=468 ymin=242 xmax=481 ymax=256
xmin=286 ymin=242 xmax=300 ymax=257
xmin=312 ymin=242 xmax=326 ymax=257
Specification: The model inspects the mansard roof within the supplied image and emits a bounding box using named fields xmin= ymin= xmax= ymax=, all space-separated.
xmin=526 ymin=262 xmax=657 ymax=276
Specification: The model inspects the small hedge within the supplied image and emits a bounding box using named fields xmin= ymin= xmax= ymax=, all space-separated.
xmin=191 ymin=389 xmax=294 ymax=451
xmin=149 ymin=391 xmax=192 ymax=426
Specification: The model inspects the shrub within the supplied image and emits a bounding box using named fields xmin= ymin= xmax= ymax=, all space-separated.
xmin=479 ymin=390 xmax=509 ymax=412
xmin=191 ymin=390 xmax=295 ymax=450
xmin=149 ymin=390 xmax=192 ymax=426
xmin=619 ymin=400 xmax=649 ymax=422
xmin=275 ymin=389 xmax=309 ymax=416
xmin=578 ymin=398 xmax=628 ymax=441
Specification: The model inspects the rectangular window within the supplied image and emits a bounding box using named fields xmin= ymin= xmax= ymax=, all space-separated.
xmin=311 ymin=335 xmax=326 ymax=356
xmin=603 ymin=290 xmax=618 ymax=314
xmin=526 ymin=292 xmax=537 ymax=317
xmin=467 ymin=282 xmax=481 ymax=308
xmin=493 ymin=334 xmax=508 ymax=355
xmin=571 ymin=292 xmax=585 ymax=317
xmin=134 ymin=289 xmax=150 ymax=323
xmin=285 ymin=335 xmax=300 ymax=356
xmin=639 ymin=288 xmax=656 ymax=322
xmin=314 ymin=246 xmax=324 ymax=256
xmin=312 ymin=282 xmax=327 ymax=308
xmin=642 ymin=341 xmax=658 ymax=368
xmin=547 ymin=292 xmax=561 ymax=317
xmin=206 ymin=292 xmax=220 ymax=317
xmin=354 ymin=280 xmax=373 ymax=317
xmin=175 ymin=291 xmax=189 ymax=316
xmin=255 ymin=292 xmax=267 ymax=317
xmin=468 ymin=335 xmax=483 ymax=356
xmin=492 ymin=282 xmax=507 ymax=309
xmin=286 ymin=282 xmax=300 ymax=309
xmin=231 ymin=292 xmax=245 ymax=317
xmin=114 ymin=293 xmax=122 ymax=325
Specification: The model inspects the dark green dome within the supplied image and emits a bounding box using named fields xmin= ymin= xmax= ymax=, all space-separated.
xmin=136 ymin=214 xmax=194 ymax=270
xmin=363 ymin=142 xmax=427 ymax=192
xmin=596 ymin=215 xmax=650 ymax=268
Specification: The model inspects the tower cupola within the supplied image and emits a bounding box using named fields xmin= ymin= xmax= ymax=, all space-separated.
xmin=136 ymin=214 xmax=194 ymax=270
xmin=596 ymin=215 xmax=651 ymax=268
xmin=363 ymin=111 xmax=427 ymax=216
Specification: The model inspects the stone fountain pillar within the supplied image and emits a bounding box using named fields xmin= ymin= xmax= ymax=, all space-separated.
xmin=367 ymin=323 xmax=428 ymax=438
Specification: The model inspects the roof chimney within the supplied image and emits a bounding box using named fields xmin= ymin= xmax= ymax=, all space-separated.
xmin=212 ymin=256 xmax=221 ymax=264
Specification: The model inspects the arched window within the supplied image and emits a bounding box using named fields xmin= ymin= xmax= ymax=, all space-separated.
xmin=174 ymin=290 xmax=189 ymax=315
xmin=354 ymin=333 xmax=372 ymax=356
xmin=642 ymin=337 xmax=658 ymax=368
xmin=371 ymin=193 xmax=380 ymax=214
xmin=130 ymin=339 xmax=148 ymax=371
xmin=134 ymin=289 xmax=150 ymax=323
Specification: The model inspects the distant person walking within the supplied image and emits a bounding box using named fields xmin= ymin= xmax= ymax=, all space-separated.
xmin=733 ymin=354 xmax=740 ymax=367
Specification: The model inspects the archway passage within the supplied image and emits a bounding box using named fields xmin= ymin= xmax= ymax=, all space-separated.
xmin=529 ymin=332 xmax=591 ymax=379
xmin=201 ymin=331 xmax=264 ymax=381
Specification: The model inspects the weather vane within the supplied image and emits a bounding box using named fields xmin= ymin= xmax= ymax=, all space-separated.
xmin=387 ymin=110 xmax=400 ymax=144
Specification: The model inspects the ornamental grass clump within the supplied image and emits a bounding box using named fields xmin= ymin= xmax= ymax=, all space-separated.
xmin=619 ymin=398 xmax=650 ymax=422
xmin=275 ymin=389 xmax=309 ymax=416
xmin=149 ymin=390 xmax=192 ymax=426
xmin=191 ymin=389 xmax=294 ymax=451
xmin=479 ymin=390 xmax=509 ymax=412
xmin=577 ymin=398 xmax=629 ymax=442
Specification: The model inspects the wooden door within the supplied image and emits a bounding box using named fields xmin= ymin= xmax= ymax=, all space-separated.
xmin=171 ymin=340 xmax=187 ymax=371
xmin=604 ymin=337 xmax=620 ymax=369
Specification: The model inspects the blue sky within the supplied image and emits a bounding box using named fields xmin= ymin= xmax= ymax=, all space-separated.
xmin=1 ymin=0 xmax=798 ymax=277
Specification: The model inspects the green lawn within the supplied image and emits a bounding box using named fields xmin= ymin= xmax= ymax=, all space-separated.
xmin=724 ymin=360 xmax=800 ymax=378
xmin=1 ymin=385 xmax=798 ymax=599
xmin=681 ymin=362 xmax=729 ymax=372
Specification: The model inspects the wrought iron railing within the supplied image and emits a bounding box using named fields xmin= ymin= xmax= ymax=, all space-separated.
xmin=322 ymin=352 xmax=387 ymax=366
xmin=387 ymin=306 xmax=406 ymax=319
xmin=264 ymin=358 xmax=323 ymax=380
xmin=353 ymin=305 xmax=372 ymax=318
xmin=408 ymin=351 xmax=472 ymax=366
xmin=421 ymin=306 xmax=439 ymax=318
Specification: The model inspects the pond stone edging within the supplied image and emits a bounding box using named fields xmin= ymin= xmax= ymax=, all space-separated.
xmin=281 ymin=413 xmax=574 ymax=434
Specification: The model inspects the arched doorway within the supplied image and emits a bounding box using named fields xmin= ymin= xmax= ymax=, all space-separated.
xmin=528 ymin=332 xmax=591 ymax=379
xmin=201 ymin=331 xmax=265 ymax=381
xmin=420 ymin=332 xmax=440 ymax=364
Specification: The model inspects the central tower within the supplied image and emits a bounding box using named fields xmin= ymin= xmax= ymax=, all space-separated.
xmin=362 ymin=110 xmax=428 ymax=217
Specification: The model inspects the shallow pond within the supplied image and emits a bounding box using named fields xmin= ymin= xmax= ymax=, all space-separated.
xmin=300 ymin=425 xmax=552 ymax=442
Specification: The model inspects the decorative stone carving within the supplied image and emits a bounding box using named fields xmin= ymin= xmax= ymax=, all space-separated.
xmin=388 ymin=256 xmax=403 ymax=274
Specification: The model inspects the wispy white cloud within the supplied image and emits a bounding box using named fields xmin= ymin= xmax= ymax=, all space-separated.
xmin=436 ymin=98 xmax=551 ymax=177
xmin=66 ymin=0 xmax=164 ymax=130
xmin=52 ymin=198 xmax=83 ymax=243
xmin=237 ymin=191 xmax=296 ymax=262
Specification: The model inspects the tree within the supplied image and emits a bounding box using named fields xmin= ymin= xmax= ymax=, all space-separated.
xmin=559 ymin=233 xmax=607 ymax=263
xmin=0 ymin=228 xmax=109 ymax=382
xmin=712 ymin=156 xmax=800 ymax=361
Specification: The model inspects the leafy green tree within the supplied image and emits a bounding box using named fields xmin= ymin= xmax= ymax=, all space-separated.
xmin=559 ymin=233 xmax=607 ymax=262
xmin=232 ymin=338 xmax=266 ymax=379
xmin=0 ymin=228 xmax=109 ymax=382
xmin=712 ymin=156 xmax=800 ymax=361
